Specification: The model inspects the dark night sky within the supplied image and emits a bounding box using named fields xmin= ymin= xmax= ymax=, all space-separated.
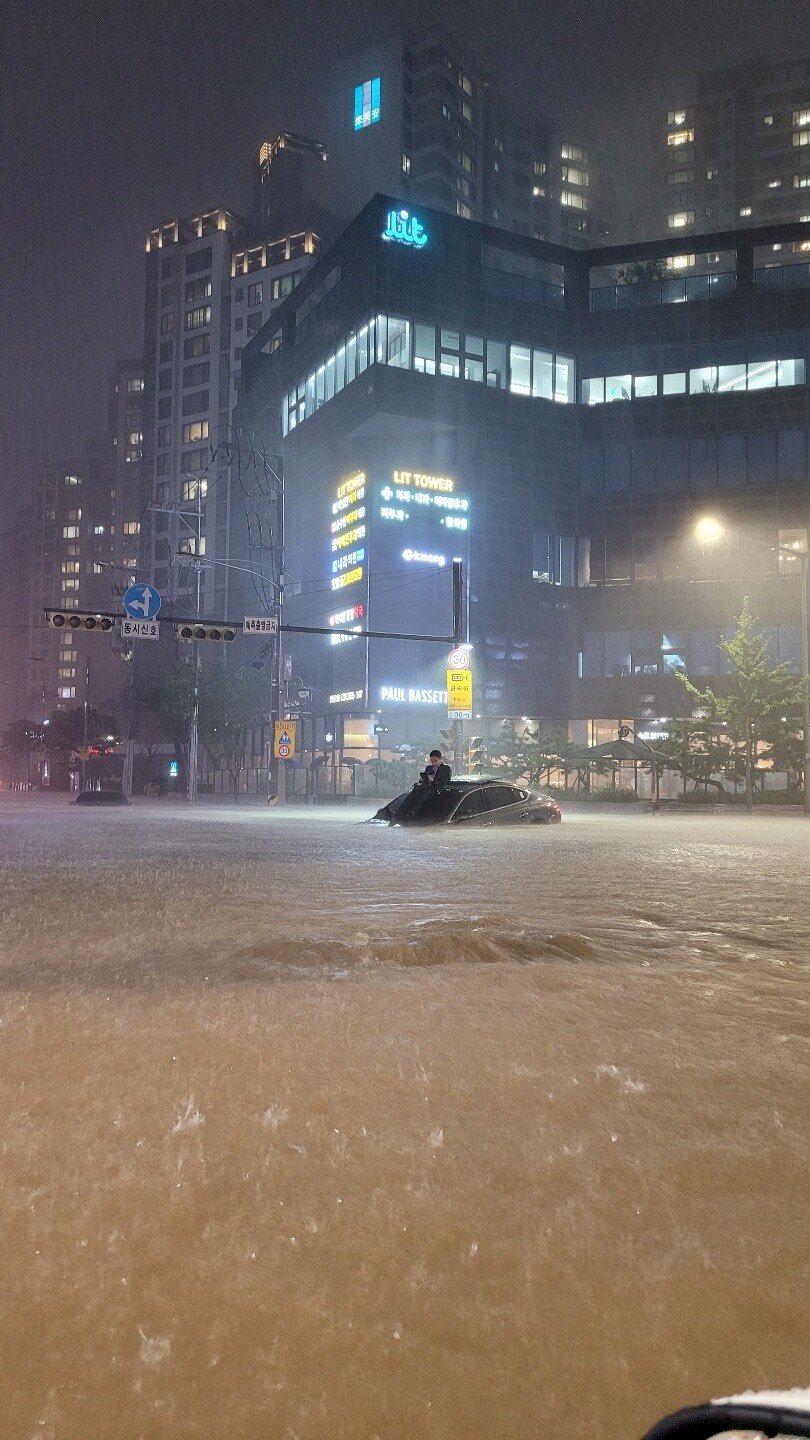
xmin=1 ymin=0 xmax=805 ymax=511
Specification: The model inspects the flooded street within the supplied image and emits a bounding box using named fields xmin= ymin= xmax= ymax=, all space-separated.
xmin=0 ymin=797 xmax=807 ymax=1440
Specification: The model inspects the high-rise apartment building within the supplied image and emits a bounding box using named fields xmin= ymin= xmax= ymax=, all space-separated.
xmin=255 ymin=133 xmax=333 ymax=238
xmin=15 ymin=365 xmax=147 ymax=724
xmin=140 ymin=207 xmax=320 ymax=618
xmin=322 ymin=25 xmax=613 ymax=245
xmin=657 ymin=56 xmax=810 ymax=243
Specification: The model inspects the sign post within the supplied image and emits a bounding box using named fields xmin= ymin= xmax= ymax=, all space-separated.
xmin=273 ymin=722 xmax=297 ymax=760
xmin=447 ymin=660 xmax=472 ymax=776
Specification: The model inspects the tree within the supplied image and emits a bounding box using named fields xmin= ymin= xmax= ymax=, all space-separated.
xmin=678 ymin=598 xmax=806 ymax=808
xmin=617 ymin=258 xmax=665 ymax=286
xmin=198 ymin=665 xmax=267 ymax=797
xmin=46 ymin=706 xmax=117 ymax=755
xmin=133 ymin=660 xmax=196 ymax=787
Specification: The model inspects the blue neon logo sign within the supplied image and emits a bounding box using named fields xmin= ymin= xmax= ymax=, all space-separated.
xmin=381 ymin=207 xmax=428 ymax=248
xmin=354 ymin=77 xmax=381 ymax=130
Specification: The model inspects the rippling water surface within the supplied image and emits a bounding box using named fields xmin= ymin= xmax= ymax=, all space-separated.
xmin=1 ymin=797 xmax=807 ymax=1439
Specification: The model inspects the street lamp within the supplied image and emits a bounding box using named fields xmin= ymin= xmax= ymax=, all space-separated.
xmin=694 ymin=515 xmax=725 ymax=547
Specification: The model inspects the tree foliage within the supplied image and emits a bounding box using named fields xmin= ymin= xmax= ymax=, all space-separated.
xmin=198 ymin=666 xmax=267 ymax=795
xmin=676 ymin=597 xmax=805 ymax=806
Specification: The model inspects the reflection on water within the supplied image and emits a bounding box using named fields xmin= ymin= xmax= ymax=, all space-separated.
xmin=0 ymin=800 xmax=807 ymax=1439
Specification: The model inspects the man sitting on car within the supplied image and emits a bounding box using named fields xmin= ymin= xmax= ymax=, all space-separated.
xmin=418 ymin=749 xmax=452 ymax=788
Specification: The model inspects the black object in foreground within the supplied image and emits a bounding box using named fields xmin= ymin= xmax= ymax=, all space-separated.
xmin=641 ymin=1394 xmax=810 ymax=1439
xmin=370 ymin=779 xmax=562 ymax=827
xmin=72 ymin=790 xmax=130 ymax=806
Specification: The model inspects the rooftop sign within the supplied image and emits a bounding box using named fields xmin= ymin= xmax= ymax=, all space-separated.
xmin=381 ymin=208 xmax=428 ymax=249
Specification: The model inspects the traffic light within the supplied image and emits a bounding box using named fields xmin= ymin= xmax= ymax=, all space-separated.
xmin=439 ymin=727 xmax=454 ymax=751
xmin=47 ymin=610 xmax=114 ymax=632
xmin=468 ymin=736 xmax=484 ymax=773
xmin=176 ymin=623 xmax=237 ymax=643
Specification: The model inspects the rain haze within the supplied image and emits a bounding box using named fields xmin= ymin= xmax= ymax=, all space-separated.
xmin=0 ymin=1 xmax=809 ymax=1438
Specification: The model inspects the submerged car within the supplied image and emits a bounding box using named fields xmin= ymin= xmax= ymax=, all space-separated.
xmin=72 ymin=789 xmax=129 ymax=806
xmin=371 ymin=778 xmax=561 ymax=827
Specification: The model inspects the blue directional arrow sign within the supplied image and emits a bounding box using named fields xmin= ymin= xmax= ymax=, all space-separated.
xmin=123 ymin=583 xmax=162 ymax=620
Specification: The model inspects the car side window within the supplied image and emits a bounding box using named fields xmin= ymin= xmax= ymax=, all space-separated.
xmin=482 ymin=785 xmax=519 ymax=810
xmin=454 ymin=790 xmax=486 ymax=819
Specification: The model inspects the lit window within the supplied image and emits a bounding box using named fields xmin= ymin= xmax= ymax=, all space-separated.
xmin=93 ymin=524 xmax=105 ymax=535
xmin=689 ymin=366 xmax=718 ymax=394
xmin=185 ymin=305 xmax=211 ymax=331
xmin=667 ymin=129 xmax=694 ymax=146
xmin=793 ymin=130 xmax=810 ymax=148
xmin=605 ymin=375 xmax=632 ymax=403
xmin=532 ymin=184 xmax=545 ymax=197
xmin=509 ymin=344 xmax=531 ymax=396
xmin=634 ymin=375 xmax=657 ymax=398
xmin=667 ymin=110 xmax=687 ymax=126
xmin=767 ymin=178 xmax=782 ymax=187
xmin=182 ymin=420 xmax=209 ymax=445
xmin=456 ymin=200 xmax=472 ymax=219
xmin=666 ymin=253 xmax=695 ymax=270
xmin=561 ymin=190 xmax=587 ymax=210
xmin=402 ymin=153 xmax=411 ymax=175
xmin=764 ymin=114 xmax=774 ymax=126
xmin=60 ymin=687 xmax=76 ymax=700
xmin=353 ymin=77 xmax=381 ymax=130
xmin=746 ymin=360 xmax=777 ymax=390
xmin=662 ymin=372 xmax=686 ymax=395
xmin=777 ymin=527 xmax=808 ymax=573
xmin=668 ymin=210 xmax=694 ymax=228
xmin=582 ymin=377 xmax=604 ymax=405
xmin=123 ymin=521 xmax=140 ymax=535
xmin=64 ymin=475 xmax=79 ymax=485
xmin=793 ymin=175 xmax=810 ymax=187
xmin=413 ymin=323 xmax=436 ymax=375
xmin=794 ymin=109 xmax=810 ymax=127
xmin=62 ymin=525 xmax=79 ymax=538
xmin=561 ymin=143 xmax=584 ymax=161
xmin=562 ymin=165 xmax=588 ymax=186
xmin=739 ymin=205 xmax=752 ymax=217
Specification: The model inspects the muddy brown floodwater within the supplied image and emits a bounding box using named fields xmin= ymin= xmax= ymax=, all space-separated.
xmin=0 ymin=797 xmax=807 ymax=1440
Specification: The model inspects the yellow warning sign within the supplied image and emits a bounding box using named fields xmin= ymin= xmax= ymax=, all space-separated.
xmin=273 ymin=721 xmax=297 ymax=759
xmin=446 ymin=668 xmax=473 ymax=717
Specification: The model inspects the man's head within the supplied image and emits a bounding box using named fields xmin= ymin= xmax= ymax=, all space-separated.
xmin=429 ymin=749 xmax=442 ymax=763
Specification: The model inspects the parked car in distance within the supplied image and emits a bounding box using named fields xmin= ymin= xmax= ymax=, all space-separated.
xmin=370 ymin=778 xmax=562 ymax=827
xmin=72 ymin=790 xmax=130 ymax=806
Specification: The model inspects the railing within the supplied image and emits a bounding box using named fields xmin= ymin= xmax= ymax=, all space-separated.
xmin=590 ymin=271 xmax=735 ymax=311
xmin=754 ymin=260 xmax=810 ymax=293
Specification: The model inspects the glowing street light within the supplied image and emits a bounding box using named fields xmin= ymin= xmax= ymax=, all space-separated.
xmin=695 ymin=515 xmax=725 ymax=546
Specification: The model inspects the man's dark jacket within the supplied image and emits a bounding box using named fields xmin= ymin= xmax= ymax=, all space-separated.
xmin=420 ymin=762 xmax=452 ymax=787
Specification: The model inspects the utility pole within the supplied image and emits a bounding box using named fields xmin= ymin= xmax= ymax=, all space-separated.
xmin=80 ymin=658 xmax=90 ymax=793
xmin=268 ymin=456 xmax=285 ymax=804
xmin=187 ymin=483 xmax=203 ymax=804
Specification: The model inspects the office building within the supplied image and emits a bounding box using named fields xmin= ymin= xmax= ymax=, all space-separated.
xmin=141 ymin=207 xmax=320 ymax=618
xmin=322 ymin=25 xmax=613 ymax=245
xmin=656 ymin=56 xmax=810 ymax=246
xmin=236 ymin=194 xmax=808 ymax=761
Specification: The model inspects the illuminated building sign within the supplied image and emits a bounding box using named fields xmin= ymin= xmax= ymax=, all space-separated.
xmin=332 ymin=548 xmax=365 ymax=574
xmin=392 ymin=470 xmax=453 ymax=492
xmin=329 ymin=688 xmax=365 ymax=704
xmin=331 ymin=525 xmax=366 ymax=551
xmin=381 ymin=208 xmax=428 ymax=248
xmin=354 ymin=79 xmax=381 ymax=131
xmin=329 ymin=604 xmax=365 ymax=627
xmin=331 ymin=505 xmax=365 ymax=532
xmin=335 ymin=472 xmax=366 ymax=501
xmin=331 ymin=627 xmax=362 ymax=647
xmin=380 ymin=685 xmax=448 ymax=706
xmin=402 ymin=548 xmax=446 ymax=566
xmin=332 ymin=567 xmax=363 ymax=591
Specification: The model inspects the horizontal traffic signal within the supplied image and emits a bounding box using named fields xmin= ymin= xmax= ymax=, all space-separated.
xmin=47 ymin=610 xmax=114 ymax=632
xmin=176 ymin=623 xmax=237 ymax=643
